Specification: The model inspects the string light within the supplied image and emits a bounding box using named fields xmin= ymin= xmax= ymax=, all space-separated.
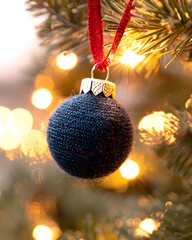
xmin=33 ymin=225 xmax=53 ymax=240
xmin=26 ymin=202 xmax=44 ymax=220
xmin=137 ymin=218 xmax=159 ymax=237
xmin=32 ymin=88 xmax=52 ymax=109
xmin=185 ymin=94 xmax=192 ymax=114
xmin=10 ymin=108 xmax=33 ymax=135
xmin=119 ymin=159 xmax=140 ymax=180
xmin=56 ymin=51 xmax=77 ymax=70
xmin=0 ymin=107 xmax=35 ymax=151
xmin=102 ymin=171 xmax=128 ymax=191
xmin=121 ymin=49 xmax=145 ymax=69
xmin=138 ymin=111 xmax=179 ymax=145
xmin=51 ymin=226 xmax=62 ymax=240
xmin=21 ymin=129 xmax=48 ymax=158
xmin=0 ymin=106 xmax=10 ymax=127
xmin=0 ymin=107 xmax=10 ymax=135
xmin=0 ymin=125 xmax=22 ymax=150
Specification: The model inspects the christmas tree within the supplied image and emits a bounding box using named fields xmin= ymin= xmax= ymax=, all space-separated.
xmin=0 ymin=0 xmax=192 ymax=239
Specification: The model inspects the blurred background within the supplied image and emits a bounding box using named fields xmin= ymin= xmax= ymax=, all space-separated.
xmin=0 ymin=0 xmax=192 ymax=240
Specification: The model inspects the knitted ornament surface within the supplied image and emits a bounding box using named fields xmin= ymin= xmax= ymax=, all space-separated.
xmin=47 ymin=93 xmax=133 ymax=179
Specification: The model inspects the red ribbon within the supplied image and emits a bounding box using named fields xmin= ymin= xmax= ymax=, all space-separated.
xmin=87 ymin=0 xmax=134 ymax=71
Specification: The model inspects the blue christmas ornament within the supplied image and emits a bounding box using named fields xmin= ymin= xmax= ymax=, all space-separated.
xmin=47 ymin=77 xmax=133 ymax=179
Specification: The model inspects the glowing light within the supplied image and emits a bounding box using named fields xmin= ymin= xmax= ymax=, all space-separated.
xmin=32 ymin=88 xmax=52 ymax=109
xmin=0 ymin=126 xmax=22 ymax=150
xmin=0 ymin=107 xmax=11 ymax=131
xmin=121 ymin=49 xmax=145 ymax=68
xmin=56 ymin=52 xmax=77 ymax=70
xmin=139 ymin=218 xmax=158 ymax=235
xmin=35 ymin=74 xmax=54 ymax=90
xmin=31 ymin=168 xmax=45 ymax=183
xmin=138 ymin=111 xmax=179 ymax=145
xmin=0 ymin=107 xmax=33 ymax=151
xmin=26 ymin=202 xmax=43 ymax=220
xmin=52 ymin=226 xmax=62 ymax=240
xmin=119 ymin=159 xmax=140 ymax=179
xmin=102 ymin=170 xmax=128 ymax=192
xmin=21 ymin=129 xmax=48 ymax=158
xmin=185 ymin=95 xmax=192 ymax=113
xmin=33 ymin=225 xmax=53 ymax=240
xmin=11 ymin=108 xmax=33 ymax=135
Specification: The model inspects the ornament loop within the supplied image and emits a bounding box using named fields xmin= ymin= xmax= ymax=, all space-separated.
xmin=91 ymin=64 xmax=109 ymax=80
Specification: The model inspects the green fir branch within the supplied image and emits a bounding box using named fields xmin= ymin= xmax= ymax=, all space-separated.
xmin=151 ymin=195 xmax=192 ymax=240
xmin=27 ymin=0 xmax=192 ymax=64
xmin=103 ymin=0 xmax=192 ymax=64
xmin=155 ymin=110 xmax=192 ymax=189
xmin=26 ymin=0 xmax=87 ymax=53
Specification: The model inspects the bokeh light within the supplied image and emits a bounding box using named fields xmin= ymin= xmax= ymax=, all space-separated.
xmin=31 ymin=168 xmax=45 ymax=183
xmin=0 ymin=125 xmax=22 ymax=150
xmin=32 ymin=88 xmax=52 ymax=109
xmin=185 ymin=94 xmax=192 ymax=114
xmin=35 ymin=74 xmax=54 ymax=90
xmin=0 ymin=106 xmax=11 ymax=131
xmin=51 ymin=226 xmax=62 ymax=240
xmin=102 ymin=170 xmax=128 ymax=192
xmin=0 ymin=107 xmax=34 ymax=151
xmin=21 ymin=129 xmax=48 ymax=158
xmin=11 ymin=108 xmax=33 ymax=135
xmin=119 ymin=159 xmax=140 ymax=180
xmin=138 ymin=218 xmax=158 ymax=236
xmin=138 ymin=111 xmax=179 ymax=145
xmin=26 ymin=202 xmax=44 ymax=220
xmin=56 ymin=51 xmax=77 ymax=70
xmin=33 ymin=225 xmax=53 ymax=240
xmin=121 ymin=49 xmax=145 ymax=68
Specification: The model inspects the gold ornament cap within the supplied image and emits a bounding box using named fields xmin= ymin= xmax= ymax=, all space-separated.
xmin=80 ymin=65 xmax=116 ymax=98
xmin=80 ymin=78 xmax=116 ymax=98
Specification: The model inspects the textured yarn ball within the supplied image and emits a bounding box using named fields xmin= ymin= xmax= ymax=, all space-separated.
xmin=47 ymin=93 xmax=133 ymax=179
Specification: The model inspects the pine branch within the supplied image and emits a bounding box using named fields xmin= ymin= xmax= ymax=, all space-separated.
xmin=43 ymin=2 xmax=82 ymax=30
xmin=103 ymin=0 xmax=192 ymax=64
xmin=26 ymin=0 xmax=88 ymax=53
xmin=155 ymin=110 xmax=192 ymax=189
xmin=151 ymin=195 xmax=192 ymax=240
xmin=27 ymin=0 xmax=192 ymax=66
